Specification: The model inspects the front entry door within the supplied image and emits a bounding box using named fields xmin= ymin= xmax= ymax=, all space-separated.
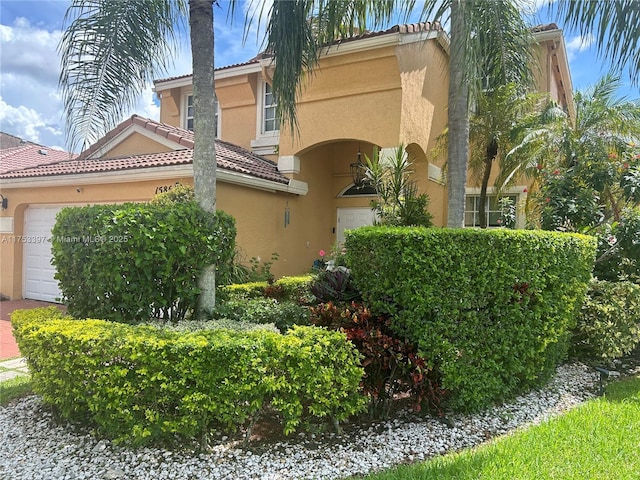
xmin=336 ymin=207 xmax=377 ymax=244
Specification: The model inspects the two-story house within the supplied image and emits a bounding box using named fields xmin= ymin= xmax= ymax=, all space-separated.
xmin=0 ymin=22 xmax=573 ymax=302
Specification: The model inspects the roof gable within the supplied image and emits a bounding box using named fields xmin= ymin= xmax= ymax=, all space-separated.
xmin=1 ymin=116 xmax=289 ymax=186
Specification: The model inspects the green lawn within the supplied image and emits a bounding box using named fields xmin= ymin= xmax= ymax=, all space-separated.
xmin=363 ymin=375 xmax=640 ymax=480
xmin=0 ymin=375 xmax=32 ymax=406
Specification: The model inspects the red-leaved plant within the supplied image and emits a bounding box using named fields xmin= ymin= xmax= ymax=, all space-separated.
xmin=310 ymin=301 xmax=445 ymax=418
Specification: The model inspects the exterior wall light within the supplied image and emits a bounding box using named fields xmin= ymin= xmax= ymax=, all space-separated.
xmin=0 ymin=194 xmax=7 ymax=210
xmin=350 ymin=147 xmax=367 ymax=189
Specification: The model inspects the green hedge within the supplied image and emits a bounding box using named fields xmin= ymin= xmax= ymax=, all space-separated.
xmin=221 ymin=275 xmax=314 ymax=301
xmin=345 ymin=227 xmax=596 ymax=411
xmin=12 ymin=308 xmax=365 ymax=446
xmin=211 ymin=298 xmax=310 ymax=333
xmin=572 ymin=280 xmax=640 ymax=361
xmin=52 ymin=202 xmax=235 ymax=322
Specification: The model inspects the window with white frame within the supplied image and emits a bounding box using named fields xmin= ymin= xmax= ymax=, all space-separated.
xmin=262 ymin=82 xmax=279 ymax=133
xmin=185 ymin=94 xmax=195 ymax=130
xmin=464 ymin=194 xmax=518 ymax=228
xmin=184 ymin=94 xmax=219 ymax=136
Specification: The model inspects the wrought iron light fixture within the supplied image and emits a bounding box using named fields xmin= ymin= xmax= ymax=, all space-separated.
xmin=350 ymin=147 xmax=367 ymax=188
xmin=0 ymin=194 xmax=7 ymax=210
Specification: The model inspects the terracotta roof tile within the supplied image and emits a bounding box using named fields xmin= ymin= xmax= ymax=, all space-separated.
xmin=154 ymin=56 xmax=263 ymax=86
xmin=154 ymin=22 xmax=444 ymax=85
xmin=0 ymin=143 xmax=77 ymax=175
xmin=1 ymin=149 xmax=193 ymax=178
xmin=531 ymin=23 xmax=559 ymax=33
xmin=76 ymin=115 xmax=195 ymax=160
xmin=1 ymin=116 xmax=288 ymax=186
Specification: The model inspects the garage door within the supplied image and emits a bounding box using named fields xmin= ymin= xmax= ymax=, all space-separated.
xmin=23 ymin=206 xmax=64 ymax=302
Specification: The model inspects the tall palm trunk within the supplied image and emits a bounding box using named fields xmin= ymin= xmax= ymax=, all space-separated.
xmin=446 ymin=0 xmax=470 ymax=228
xmin=190 ymin=0 xmax=217 ymax=313
xmin=478 ymin=138 xmax=498 ymax=228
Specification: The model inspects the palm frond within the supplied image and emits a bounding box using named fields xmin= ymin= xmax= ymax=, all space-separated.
xmin=262 ymin=0 xmax=413 ymax=133
xmin=59 ymin=0 xmax=186 ymax=152
xmin=470 ymin=0 xmax=536 ymax=92
xmin=554 ymin=0 xmax=640 ymax=85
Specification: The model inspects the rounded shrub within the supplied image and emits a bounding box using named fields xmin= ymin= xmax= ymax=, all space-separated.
xmin=345 ymin=227 xmax=596 ymax=412
xmin=51 ymin=201 xmax=235 ymax=323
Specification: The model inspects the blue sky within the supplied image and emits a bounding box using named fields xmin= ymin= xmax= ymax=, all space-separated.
xmin=0 ymin=0 xmax=637 ymax=152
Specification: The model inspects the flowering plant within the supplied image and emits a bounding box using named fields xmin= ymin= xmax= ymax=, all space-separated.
xmin=313 ymin=249 xmax=327 ymax=270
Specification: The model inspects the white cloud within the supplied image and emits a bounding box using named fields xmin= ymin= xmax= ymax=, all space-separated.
xmin=565 ymin=33 xmax=595 ymax=61
xmin=0 ymin=15 xmax=166 ymax=150
xmin=0 ymin=3 xmax=263 ymax=152
xmin=132 ymin=84 xmax=161 ymax=122
xmin=0 ymin=16 xmax=66 ymax=147
xmin=0 ymin=96 xmax=61 ymax=145
xmin=566 ymin=34 xmax=594 ymax=53
xmin=0 ymin=17 xmax=62 ymax=89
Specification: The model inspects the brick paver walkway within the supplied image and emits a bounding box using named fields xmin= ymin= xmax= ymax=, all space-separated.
xmin=0 ymin=300 xmax=66 ymax=360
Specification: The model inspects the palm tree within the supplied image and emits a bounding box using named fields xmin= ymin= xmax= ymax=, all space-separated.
xmin=59 ymin=0 xmax=219 ymax=312
xmin=500 ymin=74 xmax=640 ymax=229
xmin=468 ymin=84 xmax=541 ymax=228
xmin=265 ymin=0 xmax=640 ymax=228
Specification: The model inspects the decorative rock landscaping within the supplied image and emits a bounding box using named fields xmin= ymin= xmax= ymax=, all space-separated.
xmin=0 ymin=362 xmax=598 ymax=480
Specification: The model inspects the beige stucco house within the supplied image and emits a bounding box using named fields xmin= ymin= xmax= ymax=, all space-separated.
xmin=0 ymin=22 xmax=573 ymax=302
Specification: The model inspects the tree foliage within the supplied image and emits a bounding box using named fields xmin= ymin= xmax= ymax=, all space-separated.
xmin=365 ymin=145 xmax=433 ymax=227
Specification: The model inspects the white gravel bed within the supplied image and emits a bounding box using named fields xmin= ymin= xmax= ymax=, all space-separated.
xmin=0 ymin=362 xmax=599 ymax=480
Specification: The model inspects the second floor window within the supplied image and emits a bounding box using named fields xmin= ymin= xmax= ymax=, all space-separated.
xmin=263 ymin=83 xmax=279 ymax=133
xmin=186 ymin=95 xmax=194 ymax=130
xmin=185 ymin=94 xmax=219 ymax=136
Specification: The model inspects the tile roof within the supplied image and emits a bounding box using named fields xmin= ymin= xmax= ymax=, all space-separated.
xmin=531 ymin=23 xmax=559 ymax=33
xmin=1 ymin=116 xmax=289 ymax=186
xmin=154 ymin=53 xmax=269 ymax=86
xmin=334 ymin=21 xmax=443 ymax=45
xmin=76 ymin=115 xmax=195 ymax=160
xmin=155 ymin=21 xmax=559 ymax=86
xmin=0 ymin=142 xmax=77 ymax=175
xmin=154 ymin=22 xmax=443 ymax=85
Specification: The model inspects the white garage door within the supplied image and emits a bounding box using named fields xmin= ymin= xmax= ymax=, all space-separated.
xmin=23 ymin=206 xmax=64 ymax=302
xmin=336 ymin=207 xmax=377 ymax=244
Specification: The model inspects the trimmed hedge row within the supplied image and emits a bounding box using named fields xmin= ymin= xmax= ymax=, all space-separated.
xmin=12 ymin=308 xmax=365 ymax=446
xmin=51 ymin=202 xmax=235 ymax=323
xmin=345 ymin=227 xmax=596 ymax=411
xmin=221 ymin=275 xmax=314 ymax=301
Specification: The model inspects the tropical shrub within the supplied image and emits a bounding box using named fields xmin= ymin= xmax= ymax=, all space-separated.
xmin=52 ymin=201 xmax=235 ymax=323
xmin=147 ymin=318 xmax=280 ymax=333
xmin=309 ymin=268 xmax=361 ymax=304
xmin=310 ymin=302 xmax=444 ymax=418
xmin=211 ymin=297 xmax=310 ymax=333
xmin=12 ymin=308 xmax=365 ymax=446
xmin=571 ymin=280 xmax=640 ymax=361
xmin=364 ymin=145 xmax=433 ymax=227
xmin=345 ymin=227 xmax=596 ymax=412
xmin=593 ymin=207 xmax=640 ymax=283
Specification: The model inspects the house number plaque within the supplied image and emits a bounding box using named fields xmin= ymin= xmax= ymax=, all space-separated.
xmin=154 ymin=182 xmax=182 ymax=195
